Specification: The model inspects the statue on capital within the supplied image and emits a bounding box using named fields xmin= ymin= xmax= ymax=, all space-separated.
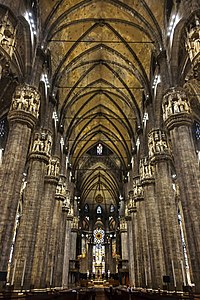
xmin=140 ymin=157 xmax=154 ymax=180
xmin=133 ymin=177 xmax=143 ymax=199
xmin=148 ymin=130 xmax=170 ymax=157
xmin=56 ymin=178 xmax=67 ymax=198
xmin=72 ymin=216 xmax=79 ymax=230
xmin=11 ymin=84 xmax=40 ymax=118
xmin=120 ymin=217 xmax=127 ymax=230
xmin=32 ymin=131 xmax=52 ymax=155
xmin=163 ymin=88 xmax=191 ymax=121
xmin=47 ymin=157 xmax=60 ymax=177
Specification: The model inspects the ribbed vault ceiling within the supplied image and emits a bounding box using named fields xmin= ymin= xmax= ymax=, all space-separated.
xmin=41 ymin=0 xmax=165 ymax=209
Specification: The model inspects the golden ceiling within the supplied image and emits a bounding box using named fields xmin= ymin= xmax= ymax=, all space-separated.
xmin=41 ymin=0 xmax=165 ymax=209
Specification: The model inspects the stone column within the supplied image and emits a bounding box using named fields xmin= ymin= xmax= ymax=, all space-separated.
xmin=0 ymin=84 xmax=40 ymax=277
xmin=46 ymin=177 xmax=66 ymax=288
xmin=163 ymin=87 xmax=200 ymax=291
xmin=148 ymin=129 xmax=183 ymax=290
xmin=30 ymin=157 xmax=60 ymax=289
xmin=126 ymin=196 xmax=135 ymax=287
xmin=119 ymin=217 xmax=128 ymax=261
xmin=127 ymin=192 xmax=140 ymax=287
xmin=55 ymin=190 xmax=72 ymax=288
xmin=140 ymin=157 xmax=165 ymax=289
xmin=62 ymin=202 xmax=73 ymax=289
xmin=10 ymin=130 xmax=52 ymax=290
xmin=133 ymin=176 xmax=151 ymax=288
xmin=87 ymin=235 xmax=93 ymax=276
xmin=70 ymin=217 xmax=79 ymax=261
xmin=69 ymin=217 xmax=78 ymax=285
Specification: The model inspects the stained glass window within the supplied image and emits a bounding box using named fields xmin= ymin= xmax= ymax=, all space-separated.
xmin=195 ymin=123 xmax=200 ymax=140
xmin=94 ymin=228 xmax=104 ymax=244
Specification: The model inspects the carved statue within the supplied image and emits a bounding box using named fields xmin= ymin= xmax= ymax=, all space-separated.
xmin=148 ymin=130 xmax=169 ymax=156
xmin=32 ymin=131 xmax=52 ymax=155
xmin=11 ymin=85 xmax=40 ymax=118
xmin=72 ymin=217 xmax=79 ymax=230
xmin=140 ymin=157 xmax=154 ymax=180
xmin=163 ymin=88 xmax=191 ymax=120
xmin=47 ymin=157 xmax=60 ymax=176
xmin=32 ymin=134 xmax=41 ymax=152
xmin=0 ymin=11 xmax=17 ymax=57
xmin=185 ymin=18 xmax=200 ymax=63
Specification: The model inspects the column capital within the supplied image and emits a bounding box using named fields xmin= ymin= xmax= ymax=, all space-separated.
xmin=148 ymin=129 xmax=172 ymax=163
xmin=140 ymin=157 xmax=155 ymax=185
xmin=29 ymin=130 xmax=52 ymax=163
xmin=163 ymin=87 xmax=193 ymax=130
xmin=55 ymin=177 xmax=67 ymax=201
xmin=127 ymin=191 xmax=137 ymax=214
xmin=119 ymin=217 xmax=127 ymax=233
xmin=132 ymin=176 xmax=144 ymax=201
xmin=44 ymin=156 xmax=60 ymax=184
xmin=62 ymin=190 xmax=70 ymax=211
xmin=71 ymin=216 xmax=79 ymax=232
xmin=8 ymin=84 xmax=40 ymax=128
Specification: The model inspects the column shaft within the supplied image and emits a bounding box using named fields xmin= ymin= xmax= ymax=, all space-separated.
xmin=137 ymin=200 xmax=151 ymax=288
xmin=127 ymin=218 xmax=135 ymax=287
xmin=169 ymin=125 xmax=200 ymax=288
xmin=54 ymin=209 xmax=66 ymax=287
xmin=131 ymin=211 xmax=140 ymax=287
xmin=11 ymin=154 xmax=49 ymax=289
xmin=46 ymin=198 xmax=63 ymax=287
xmin=155 ymin=159 xmax=183 ymax=290
xmin=31 ymin=162 xmax=59 ymax=288
xmin=0 ymin=85 xmax=40 ymax=275
xmin=62 ymin=216 xmax=72 ymax=288
xmin=163 ymin=87 xmax=200 ymax=291
xmin=143 ymin=182 xmax=165 ymax=288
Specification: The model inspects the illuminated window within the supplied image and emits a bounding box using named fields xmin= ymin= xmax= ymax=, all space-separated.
xmin=97 ymin=143 xmax=103 ymax=155
xmin=93 ymin=228 xmax=105 ymax=244
xmin=96 ymin=205 xmax=102 ymax=214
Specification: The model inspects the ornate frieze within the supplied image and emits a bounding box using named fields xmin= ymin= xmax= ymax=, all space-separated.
xmin=0 ymin=11 xmax=17 ymax=58
xmin=163 ymin=87 xmax=191 ymax=121
xmin=11 ymin=84 xmax=40 ymax=118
